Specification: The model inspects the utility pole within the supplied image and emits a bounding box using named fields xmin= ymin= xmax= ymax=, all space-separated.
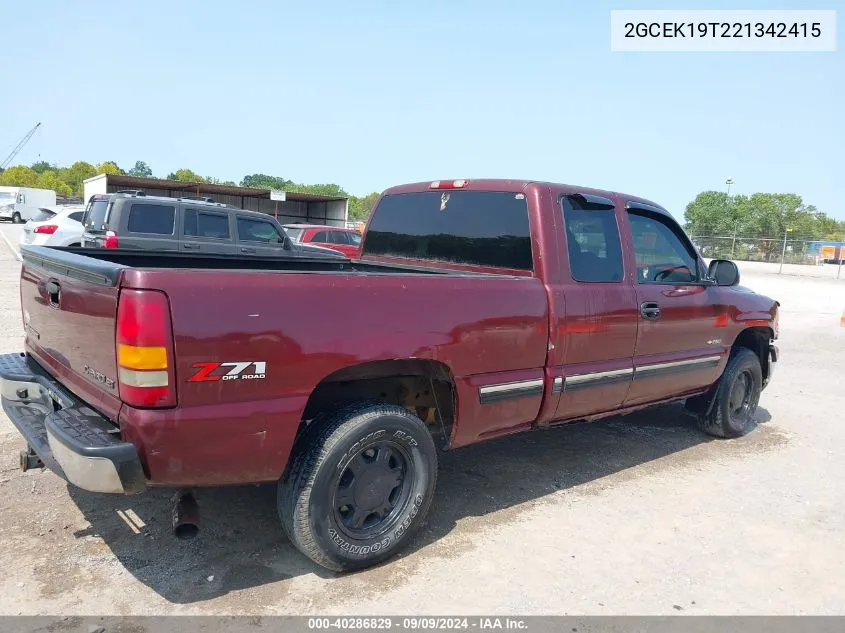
xmin=726 ymin=177 xmax=736 ymax=258
xmin=778 ymin=229 xmax=789 ymax=274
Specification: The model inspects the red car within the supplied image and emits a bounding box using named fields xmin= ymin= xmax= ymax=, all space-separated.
xmin=283 ymin=224 xmax=362 ymax=258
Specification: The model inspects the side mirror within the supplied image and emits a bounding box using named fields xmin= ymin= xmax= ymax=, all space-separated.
xmin=708 ymin=259 xmax=740 ymax=286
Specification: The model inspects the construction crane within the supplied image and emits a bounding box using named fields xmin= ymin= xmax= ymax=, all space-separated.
xmin=1 ymin=122 xmax=42 ymax=171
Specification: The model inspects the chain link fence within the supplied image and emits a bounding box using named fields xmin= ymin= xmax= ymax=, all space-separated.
xmin=690 ymin=235 xmax=844 ymax=267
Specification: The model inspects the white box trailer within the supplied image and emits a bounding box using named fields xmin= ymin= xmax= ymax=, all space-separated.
xmin=0 ymin=186 xmax=57 ymax=223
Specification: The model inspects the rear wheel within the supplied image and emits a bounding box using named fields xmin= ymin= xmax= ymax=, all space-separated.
xmin=279 ymin=402 xmax=437 ymax=572
xmin=697 ymin=348 xmax=762 ymax=438
xmin=12 ymin=212 xmax=22 ymax=224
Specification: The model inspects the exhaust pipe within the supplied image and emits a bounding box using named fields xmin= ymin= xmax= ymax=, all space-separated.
xmin=172 ymin=490 xmax=200 ymax=540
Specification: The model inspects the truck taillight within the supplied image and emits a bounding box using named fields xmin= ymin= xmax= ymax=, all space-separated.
xmin=429 ymin=179 xmax=469 ymax=189
xmin=104 ymin=231 xmax=119 ymax=249
xmin=116 ymin=289 xmax=176 ymax=408
xmin=33 ymin=224 xmax=58 ymax=235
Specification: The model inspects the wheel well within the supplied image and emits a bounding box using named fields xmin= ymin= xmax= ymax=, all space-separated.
xmin=301 ymin=360 xmax=456 ymax=449
xmin=732 ymin=326 xmax=772 ymax=382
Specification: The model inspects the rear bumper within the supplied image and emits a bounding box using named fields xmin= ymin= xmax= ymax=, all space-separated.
xmin=0 ymin=352 xmax=146 ymax=494
xmin=763 ymin=342 xmax=778 ymax=389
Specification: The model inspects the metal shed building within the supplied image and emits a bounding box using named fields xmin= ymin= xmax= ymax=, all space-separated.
xmin=82 ymin=174 xmax=349 ymax=227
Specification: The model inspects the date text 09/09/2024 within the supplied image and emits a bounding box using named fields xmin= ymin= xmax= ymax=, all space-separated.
xmin=624 ymin=22 xmax=822 ymax=39
xmin=307 ymin=618 xmax=528 ymax=630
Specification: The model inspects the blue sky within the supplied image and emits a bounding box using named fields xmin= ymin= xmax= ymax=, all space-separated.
xmin=2 ymin=0 xmax=841 ymax=220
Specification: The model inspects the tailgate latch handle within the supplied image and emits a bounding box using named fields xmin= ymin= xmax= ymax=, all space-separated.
xmin=46 ymin=280 xmax=61 ymax=306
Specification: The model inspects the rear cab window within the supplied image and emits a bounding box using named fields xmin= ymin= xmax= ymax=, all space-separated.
xmin=363 ymin=190 xmax=533 ymax=271
xmin=127 ymin=203 xmax=175 ymax=235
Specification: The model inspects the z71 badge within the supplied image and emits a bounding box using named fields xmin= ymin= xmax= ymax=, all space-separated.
xmin=188 ymin=361 xmax=267 ymax=382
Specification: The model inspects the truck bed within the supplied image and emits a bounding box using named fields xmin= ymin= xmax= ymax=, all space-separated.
xmin=25 ymin=246 xmax=479 ymax=278
xmin=17 ymin=244 xmax=549 ymax=485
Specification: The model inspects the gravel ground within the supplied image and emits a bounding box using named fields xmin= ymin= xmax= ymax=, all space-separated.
xmin=0 ymin=224 xmax=843 ymax=616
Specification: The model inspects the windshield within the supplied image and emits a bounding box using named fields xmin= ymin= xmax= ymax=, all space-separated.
xmin=284 ymin=227 xmax=303 ymax=242
xmin=83 ymin=198 xmax=110 ymax=232
xmin=349 ymin=232 xmax=362 ymax=245
xmin=0 ymin=192 xmax=14 ymax=201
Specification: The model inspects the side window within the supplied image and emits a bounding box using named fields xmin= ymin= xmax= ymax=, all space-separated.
xmin=68 ymin=211 xmax=84 ymax=223
xmin=628 ymin=211 xmax=697 ymax=284
xmin=184 ymin=209 xmax=230 ymax=239
xmin=329 ymin=231 xmax=351 ymax=244
xmin=311 ymin=231 xmax=329 ymax=243
xmin=18 ymin=194 xmax=25 ymax=204
xmin=561 ymin=196 xmax=624 ymax=283
xmin=237 ymin=217 xmax=284 ymax=243
xmin=127 ymin=204 xmax=175 ymax=235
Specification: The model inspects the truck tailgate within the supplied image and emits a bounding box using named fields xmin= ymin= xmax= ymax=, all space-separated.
xmin=20 ymin=247 xmax=124 ymax=421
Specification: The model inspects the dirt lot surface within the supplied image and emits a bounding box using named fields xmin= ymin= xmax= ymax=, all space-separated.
xmin=0 ymin=225 xmax=843 ymax=616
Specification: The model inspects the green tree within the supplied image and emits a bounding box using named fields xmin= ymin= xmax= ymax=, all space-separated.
xmin=35 ymin=170 xmax=73 ymax=197
xmin=166 ymin=168 xmax=206 ymax=183
xmin=96 ymin=161 xmax=125 ymax=176
xmin=57 ymin=161 xmax=97 ymax=195
xmin=290 ymin=183 xmax=347 ymax=197
xmin=127 ymin=160 xmax=153 ymax=178
xmin=240 ymin=173 xmax=295 ymax=189
xmin=348 ymin=192 xmax=380 ymax=221
xmin=0 ymin=165 xmax=39 ymax=187
xmin=31 ymin=161 xmax=56 ymax=174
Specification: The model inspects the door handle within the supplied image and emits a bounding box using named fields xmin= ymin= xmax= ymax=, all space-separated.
xmin=46 ymin=280 xmax=61 ymax=306
xmin=182 ymin=243 xmax=199 ymax=250
xmin=640 ymin=301 xmax=661 ymax=320
xmin=241 ymin=247 xmax=256 ymax=254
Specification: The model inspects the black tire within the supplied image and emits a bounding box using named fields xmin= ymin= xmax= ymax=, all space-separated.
xmin=278 ymin=402 xmax=438 ymax=572
xmin=697 ymin=348 xmax=762 ymax=438
xmin=12 ymin=212 xmax=22 ymax=224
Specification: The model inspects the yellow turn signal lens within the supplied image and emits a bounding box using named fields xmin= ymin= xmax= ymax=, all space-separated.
xmin=118 ymin=344 xmax=168 ymax=370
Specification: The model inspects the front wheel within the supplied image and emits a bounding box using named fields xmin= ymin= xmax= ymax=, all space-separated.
xmin=11 ymin=212 xmax=22 ymax=224
xmin=697 ymin=348 xmax=763 ymax=438
xmin=278 ymin=402 xmax=438 ymax=572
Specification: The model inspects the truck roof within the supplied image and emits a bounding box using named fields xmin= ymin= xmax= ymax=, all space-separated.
xmin=383 ymin=179 xmax=672 ymax=217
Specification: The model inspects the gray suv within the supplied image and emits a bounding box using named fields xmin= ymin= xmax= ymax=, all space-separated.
xmin=80 ymin=191 xmax=340 ymax=258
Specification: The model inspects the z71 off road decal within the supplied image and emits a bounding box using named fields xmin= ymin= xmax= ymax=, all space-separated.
xmin=188 ymin=361 xmax=267 ymax=382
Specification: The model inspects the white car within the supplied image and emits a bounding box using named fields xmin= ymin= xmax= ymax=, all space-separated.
xmin=20 ymin=205 xmax=86 ymax=247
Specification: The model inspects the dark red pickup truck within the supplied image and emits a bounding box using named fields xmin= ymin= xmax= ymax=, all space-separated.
xmin=0 ymin=179 xmax=778 ymax=572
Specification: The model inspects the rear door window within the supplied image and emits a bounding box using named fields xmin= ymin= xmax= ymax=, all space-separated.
xmin=364 ymin=190 xmax=532 ymax=270
xmin=127 ymin=203 xmax=175 ymax=235
xmin=561 ymin=196 xmax=624 ymax=282
xmin=329 ymin=231 xmax=351 ymax=244
xmin=184 ymin=209 xmax=231 ymax=239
